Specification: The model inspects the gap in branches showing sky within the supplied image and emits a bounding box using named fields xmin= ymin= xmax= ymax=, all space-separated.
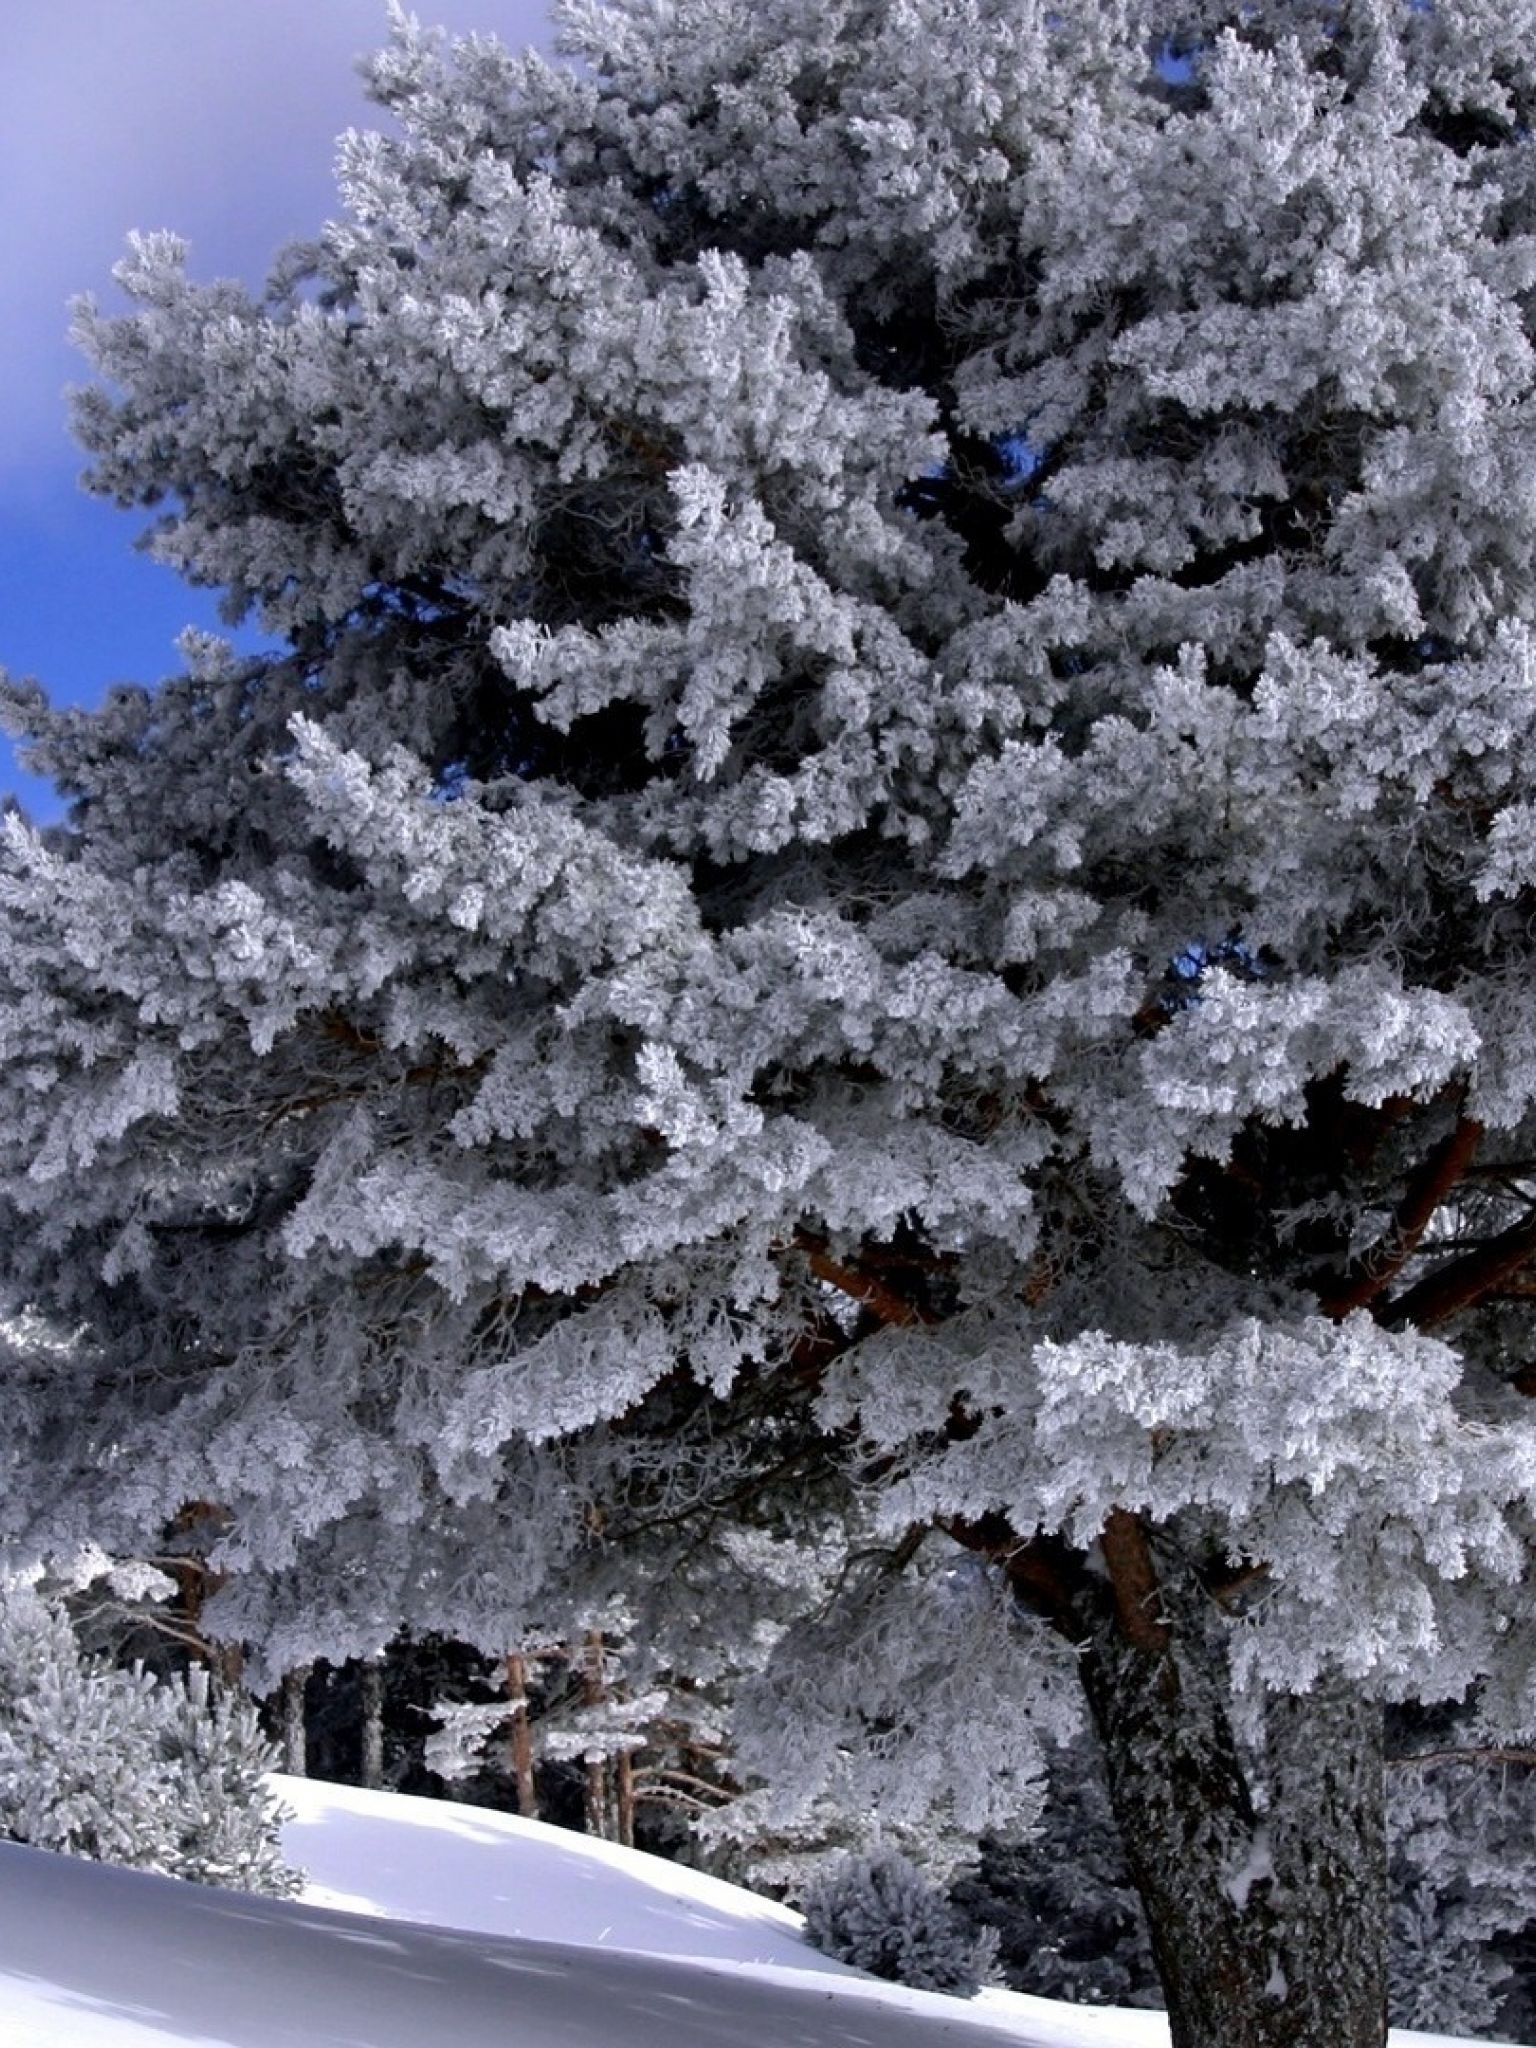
xmin=1 ymin=2 xmax=551 ymax=821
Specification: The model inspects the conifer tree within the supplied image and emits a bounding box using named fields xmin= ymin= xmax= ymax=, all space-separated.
xmin=801 ymin=1846 xmax=997 ymax=1995
xmin=0 ymin=1583 xmax=297 ymax=1896
xmin=6 ymin=4 xmax=1536 ymax=2041
xmin=0 ymin=1583 xmax=175 ymax=1872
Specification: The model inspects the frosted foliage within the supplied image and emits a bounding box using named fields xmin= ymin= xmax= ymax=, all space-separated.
xmin=0 ymin=1581 xmax=171 ymax=1871
xmin=801 ymin=1847 xmax=997 ymax=1996
xmin=421 ymin=1696 xmax=523 ymax=1784
xmin=155 ymin=1665 xmax=304 ymax=1896
xmin=950 ymin=1738 xmax=1162 ymax=2010
xmin=0 ymin=1583 xmax=298 ymax=1898
xmin=1387 ymin=1754 xmax=1536 ymax=2040
xmin=423 ymin=1642 xmax=670 ymax=1782
xmin=5 ymin=0 xmax=1536 ymax=1982
xmin=720 ymin=1558 xmax=1061 ymax=1847
xmin=822 ymin=1310 xmax=1536 ymax=1697
xmin=1391 ymin=1880 xmax=1508 ymax=2039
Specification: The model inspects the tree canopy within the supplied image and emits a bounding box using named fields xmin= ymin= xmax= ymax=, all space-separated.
xmin=6 ymin=3 xmax=1536 ymax=2040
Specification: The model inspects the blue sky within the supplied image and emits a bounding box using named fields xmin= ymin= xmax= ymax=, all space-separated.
xmin=2 ymin=1 xmax=551 ymax=820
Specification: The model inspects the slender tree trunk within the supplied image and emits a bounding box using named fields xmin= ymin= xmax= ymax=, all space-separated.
xmin=583 ymin=1746 xmax=610 ymax=1838
xmin=581 ymin=1630 xmax=610 ymax=1839
xmin=505 ymin=1653 xmax=540 ymax=1820
xmin=615 ymin=1746 xmax=636 ymax=1849
xmin=1078 ymin=1550 xmax=1387 ymax=2048
xmin=280 ymin=1665 xmax=310 ymax=1777
xmin=359 ymin=1656 xmax=385 ymax=1790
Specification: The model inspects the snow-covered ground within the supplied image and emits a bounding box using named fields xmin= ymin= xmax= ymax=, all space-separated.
xmin=0 ymin=1773 xmax=1517 ymax=2046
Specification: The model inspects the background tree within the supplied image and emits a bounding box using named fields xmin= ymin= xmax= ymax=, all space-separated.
xmin=5 ymin=3 xmax=1536 ymax=2043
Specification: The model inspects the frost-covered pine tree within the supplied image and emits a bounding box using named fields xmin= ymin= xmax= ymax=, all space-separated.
xmin=6 ymin=3 xmax=1536 ymax=2042
xmin=0 ymin=1583 xmax=297 ymax=1896
xmin=0 ymin=1581 xmax=177 ymax=1871
xmin=801 ymin=1845 xmax=997 ymax=1994
xmin=156 ymin=1662 xmax=302 ymax=1895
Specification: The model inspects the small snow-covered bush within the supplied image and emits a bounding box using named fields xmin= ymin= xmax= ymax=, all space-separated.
xmin=0 ymin=1580 xmax=298 ymax=1897
xmin=155 ymin=1662 xmax=301 ymax=1895
xmin=801 ymin=1847 xmax=997 ymax=1995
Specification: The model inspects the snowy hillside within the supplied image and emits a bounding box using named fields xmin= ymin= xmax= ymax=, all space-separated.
xmin=0 ymin=1775 xmax=1516 ymax=2047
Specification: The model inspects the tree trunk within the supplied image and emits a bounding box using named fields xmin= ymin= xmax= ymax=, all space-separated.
xmin=505 ymin=1654 xmax=540 ymax=1820
xmin=580 ymin=1631 xmax=611 ymax=1839
xmin=280 ymin=1665 xmax=309 ymax=1776
xmin=615 ymin=1745 xmax=636 ymax=1849
xmin=359 ymin=1656 xmax=385 ymax=1790
xmin=583 ymin=1748 xmax=610 ymax=1839
xmin=1078 ymin=1548 xmax=1387 ymax=2048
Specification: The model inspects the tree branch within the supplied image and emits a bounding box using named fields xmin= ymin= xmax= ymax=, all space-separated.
xmin=1321 ymin=1114 xmax=1483 ymax=1318
xmin=1206 ymin=1559 xmax=1272 ymax=1610
xmin=1382 ymin=1204 xmax=1536 ymax=1332
xmin=1099 ymin=1507 xmax=1173 ymax=1656
xmin=796 ymin=1238 xmax=934 ymax=1328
